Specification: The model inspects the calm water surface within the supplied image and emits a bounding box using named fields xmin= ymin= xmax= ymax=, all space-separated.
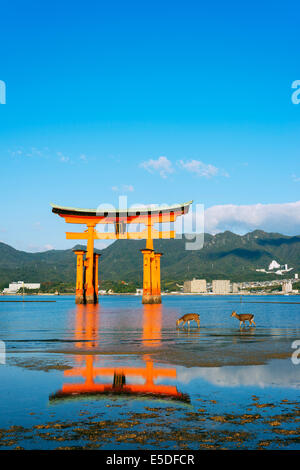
xmin=0 ymin=294 xmax=299 ymax=450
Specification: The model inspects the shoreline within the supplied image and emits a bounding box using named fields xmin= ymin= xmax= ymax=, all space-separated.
xmin=1 ymin=292 xmax=299 ymax=297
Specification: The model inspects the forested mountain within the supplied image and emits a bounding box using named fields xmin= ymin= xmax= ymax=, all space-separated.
xmin=0 ymin=230 xmax=299 ymax=289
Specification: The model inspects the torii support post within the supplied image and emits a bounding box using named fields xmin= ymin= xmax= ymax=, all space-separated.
xmin=141 ymin=248 xmax=154 ymax=304
xmin=151 ymin=252 xmax=163 ymax=304
xmin=141 ymin=248 xmax=163 ymax=304
xmin=73 ymin=249 xmax=86 ymax=304
xmin=141 ymin=218 xmax=162 ymax=304
xmin=85 ymin=224 xmax=96 ymax=304
xmin=93 ymin=253 xmax=100 ymax=304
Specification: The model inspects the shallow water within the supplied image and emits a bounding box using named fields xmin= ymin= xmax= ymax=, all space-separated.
xmin=0 ymin=294 xmax=299 ymax=449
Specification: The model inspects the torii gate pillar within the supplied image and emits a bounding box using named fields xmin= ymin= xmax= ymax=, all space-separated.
xmin=73 ymin=249 xmax=86 ymax=304
xmin=141 ymin=248 xmax=163 ymax=304
xmin=141 ymin=249 xmax=153 ymax=304
xmin=85 ymin=224 xmax=96 ymax=304
xmin=93 ymin=253 xmax=100 ymax=304
xmin=74 ymin=245 xmax=101 ymax=305
xmin=152 ymin=252 xmax=162 ymax=304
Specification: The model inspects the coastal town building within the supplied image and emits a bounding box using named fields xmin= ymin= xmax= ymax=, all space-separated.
xmin=232 ymin=283 xmax=239 ymax=293
xmin=183 ymin=279 xmax=207 ymax=293
xmin=282 ymin=280 xmax=293 ymax=294
xmin=212 ymin=280 xmax=231 ymax=295
xmin=2 ymin=281 xmax=41 ymax=294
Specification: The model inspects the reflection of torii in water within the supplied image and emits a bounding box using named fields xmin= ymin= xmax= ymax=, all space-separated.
xmin=50 ymin=304 xmax=189 ymax=403
xmin=50 ymin=354 xmax=189 ymax=402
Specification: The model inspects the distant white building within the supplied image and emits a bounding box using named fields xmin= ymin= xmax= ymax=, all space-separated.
xmin=256 ymin=260 xmax=294 ymax=276
xmin=232 ymin=283 xmax=239 ymax=293
xmin=269 ymin=260 xmax=280 ymax=270
xmin=2 ymin=281 xmax=40 ymax=294
xmin=184 ymin=279 xmax=207 ymax=293
xmin=282 ymin=280 xmax=293 ymax=294
xmin=274 ymin=265 xmax=293 ymax=275
xmin=212 ymin=280 xmax=231 ymax=295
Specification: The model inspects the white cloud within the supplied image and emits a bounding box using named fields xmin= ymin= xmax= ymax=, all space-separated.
xmin=8 ymin=147 xmax=90 ymax=164
xmin=176 ymin=360 xmax=298 ymax=388
xmin=9 ymin=148 xmax=43 ymax=158
xmin=9 ymin=147 xmax=52 ymax=159
xmin=204 ymin=200 xmax=300 ymax=235
xmin=140 ymin=156 xmax=228 ymax=179
xmin=140 ymin=156 xmax=174 ymax=178
xmin=179 ymin=159 xmax=230 ymax=178
xmin=178 ymin=159 xmax=220 ymax=178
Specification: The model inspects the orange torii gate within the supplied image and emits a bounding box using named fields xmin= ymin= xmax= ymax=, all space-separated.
xmin=51 ymin=201 xmax=192 ymax=304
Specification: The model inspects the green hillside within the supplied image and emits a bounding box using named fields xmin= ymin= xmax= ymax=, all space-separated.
xmin=0 ymin=230 xmax=299 ymax=290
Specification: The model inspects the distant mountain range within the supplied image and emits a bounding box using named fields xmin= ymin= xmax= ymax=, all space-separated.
xmin=0 ymin=230 xmax=300 ymax=288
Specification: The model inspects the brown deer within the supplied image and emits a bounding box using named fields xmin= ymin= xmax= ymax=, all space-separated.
xmin=176 ymin=313 xmax=200 ymax=328
xmin=231 ymin=311 xmax=256 ymax=327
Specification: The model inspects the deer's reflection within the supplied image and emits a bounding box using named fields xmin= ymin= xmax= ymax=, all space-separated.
xmin=50 ymin=304 xmax=189 ymax=403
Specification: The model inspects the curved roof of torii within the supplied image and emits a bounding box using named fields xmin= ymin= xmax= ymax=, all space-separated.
xmin=51 ymin=201 xmax=192 ymax=224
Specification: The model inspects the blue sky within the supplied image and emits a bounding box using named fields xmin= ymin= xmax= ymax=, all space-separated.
xmin=0 ymin=0 xmax=300 ymax=251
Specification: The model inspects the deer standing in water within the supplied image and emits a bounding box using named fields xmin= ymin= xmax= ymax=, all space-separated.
xmin=176 ymin=313 xmax=200 ymax=329
xmin=231 ymin=311 xmax=256 ymax=328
